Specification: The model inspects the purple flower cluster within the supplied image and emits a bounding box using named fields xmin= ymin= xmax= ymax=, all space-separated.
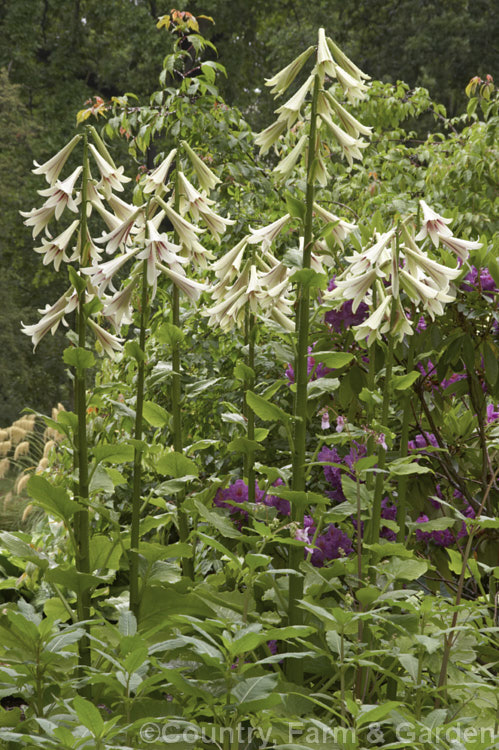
xmin=415 ymin=485 xmax=476 ymax=547
xmin=408 ymin=431 xmax=439 ymax=452
xmin=461 ymin=266 xmax=497 ymax=295
xmin=324 ymin=278 xmax=369 ymax=332
xmin=285 ymin=346 xmax=335 ymax=384
xmin=213 ymin=478 xmax=291 ymax=529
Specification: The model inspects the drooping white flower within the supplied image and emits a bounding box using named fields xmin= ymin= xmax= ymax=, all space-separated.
xmin=197 ymin=205 xmax=235 ymax=244
xmin=353 ymin=294 xmax=392 ymax=346
xmin=32 ymin=135 xmax=82 ymax=185
xmin=274 ymin=75 xmax=315 ymax=127
xmin=316 ymin=28 xmax=336 ymax=79
xmin=438 ymin=233 xmax=482 ymax=263
xmin=81 ymin=249 xmax=139 ymax=292
xmin=103 ymin=274 xmax=140 ymax=329
xmin=20 ymin=203 xmax=57 ymax=238
xmin=414 ymin=200 xmax=453 ymax=247
xmin=156 ymin=198 xmax=205 ymax=249
xmin=334 ymin=65 xmax=369 ymax=104
xmin=326 ymin=267 xmax=378 ymax=312
xmin=136 ymin=222 xmax=187 ymax=295
xmin=156 ymin=264 xmax=208 ymax=303
xmin=21 ymin=289 xmax=78 ymax=349
xmin=94 ymin=208 xmax=141 ymax=255
xmin=254 ymin=119 xmax=287 ymax=155
xmin=248 ymin=214 xmax=292 ymax=250
xmin=89 ymin=144 xmax=131 ymax=197
xmin=313 ymin=203 xmax=357 ymax=248
xmin=142 ymin=148 xmax=177 ymax=194
xmin=187 ymin=238 xmax=216 ymax=269
xmin=181 ymin=141 xmax=220 ymax=192
xmin=178 ymin=171 xmax=214 ymax=217
xmin=344 ymin=228 xmax=396 ymax=273
xmin=87 ymin=317 xmax=123 ymax=357
xmin=320 ymin=113 xmax=368 ymax=165
xmin=326 ymin=37 xmax=370 ymax=82
xmin=264 ymin=45 xmax=315 ymax=96
xmin=322 ymin=91 xmax=373 ymax=138
xmin=273 ymin=134 xmax=308 ymax=180
xmin=34 ymin=220 xmax=79 ymax=271
xmin=209 ymin=237 xmax=248 ymax=282
xmin=403 ymin=242 xmax=461 ymax=289
xmin=36 ymin=166 xmax=82 ymax=221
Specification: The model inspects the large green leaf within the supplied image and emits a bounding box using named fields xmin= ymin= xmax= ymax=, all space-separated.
xmin=231 ymin=674 xmax=279 ymax=709
xmin=246 ymin=391 xmax=290 ymax=423
xmin=156 ymin=451 xmax=198 ymax=478
xmin=27 ymin=476 xmax=81 ymax=521
xmin=92 ymin=443 xmax=135 ymax=464
xmin=143 ymin=400 xmax=170 ymax=427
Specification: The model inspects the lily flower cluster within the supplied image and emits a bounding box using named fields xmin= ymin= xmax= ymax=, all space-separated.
xmin=202 ymin=215 xmax=296 ymax=332
xmin=22 ymin=134 xmax=233 ymax=355
xmin=255 ymin=28 xmax=372 ymax=177
xmin=21 ymin=132 xmax=129 ymax=355
xmin=323 ymin=203 xmax=482 ymax=346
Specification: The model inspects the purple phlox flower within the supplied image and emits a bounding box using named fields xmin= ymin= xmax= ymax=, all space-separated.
xmin=311 ymin=524 xmax=353 ymax=567
xmin=415 ymin=513 xmax=455 ymax=547
xmin=408 ymin=432 xmax=438 ymax=452
xmin=486 ymin=403 xmax=499 ymax=423
xmin=415 ymin=316 xmax=427 ymax=332
xmin=325 ymin=278 xmax=369 ymax=332
xmin=344 ymin=441 xmax=367 ymax=471
xmin=262 ymin=477 xmax=290 ymax=516
xmin=267 ymin=640 xmax=278 ymax=656
xmin=461 ymin=266 xmax=497 ymax=295
xmin=318 ymin=446 xmax=345 ymax=502
xmin=380 ymin=496 xmax=397 ymax=541
xmin=213 ymin=479 xmax=263 ymax=528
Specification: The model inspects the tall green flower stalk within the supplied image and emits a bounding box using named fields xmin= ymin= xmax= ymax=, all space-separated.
xmin=255 ymin=28 xmax=371 ymax=682
xmin=129 ymin=257 xmax=150 ymax=617
xmin=245 ymin=312 xmax=257 ymax=504
xmin=288 ymin=73 xmax=320 ymax=629
xmin=22 ymin=127 xmax=128 ymax=678
xmin=73 ymin=130 xmax=92 ymax=671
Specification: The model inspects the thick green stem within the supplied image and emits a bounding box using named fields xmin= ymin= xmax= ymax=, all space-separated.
xmin=74 ymin=129 xmax=91 ymax=676
xmin=129 ymin=259 xmax=149 ymax=619
xmin=247 ymin=313 xmax=256 ymax=504
xmin=172 ymin=165 xmax=194 ymax=579
xmin=287 ymin=74 xmax=320 ymax=680
xmin=396 ymin=333 xmax=415 ymax=542
xmin=369 ymin=325 xmax=396 ymax=544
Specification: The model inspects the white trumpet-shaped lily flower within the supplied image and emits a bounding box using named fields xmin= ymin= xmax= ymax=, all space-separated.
xmin=320 ymin=113 xmax=368 ymax=165
xmin=181 ymin=141 xmax=220 ymax=192
xmin=414 ymin=200 xmax=453 ymax=247
xmin=37 ymin=166 xmax=82 ymax=220
xmin=264 ymin=45 xmax=315 ymax=96
xmin=254 ymin=119 xmax=287 ymax=155
xmin=32 ymin=135 xmax=82 ymax=185
xmin=438 ymin=233 xmax=482 ymax=263
xmin=34 ymin=219 xmax=79 ymax=271
xmin=89 ymin=144 xmax=131 ymax=197
xmin=87 ymin=317 xmax=123 ymax=357
xmin=274 ymin=75 xmax=315 ymax=127
xmin=248 ymin=214 xmax=292 ymax=250
xmin=142 ymin=148 xmax=177 ymax=194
